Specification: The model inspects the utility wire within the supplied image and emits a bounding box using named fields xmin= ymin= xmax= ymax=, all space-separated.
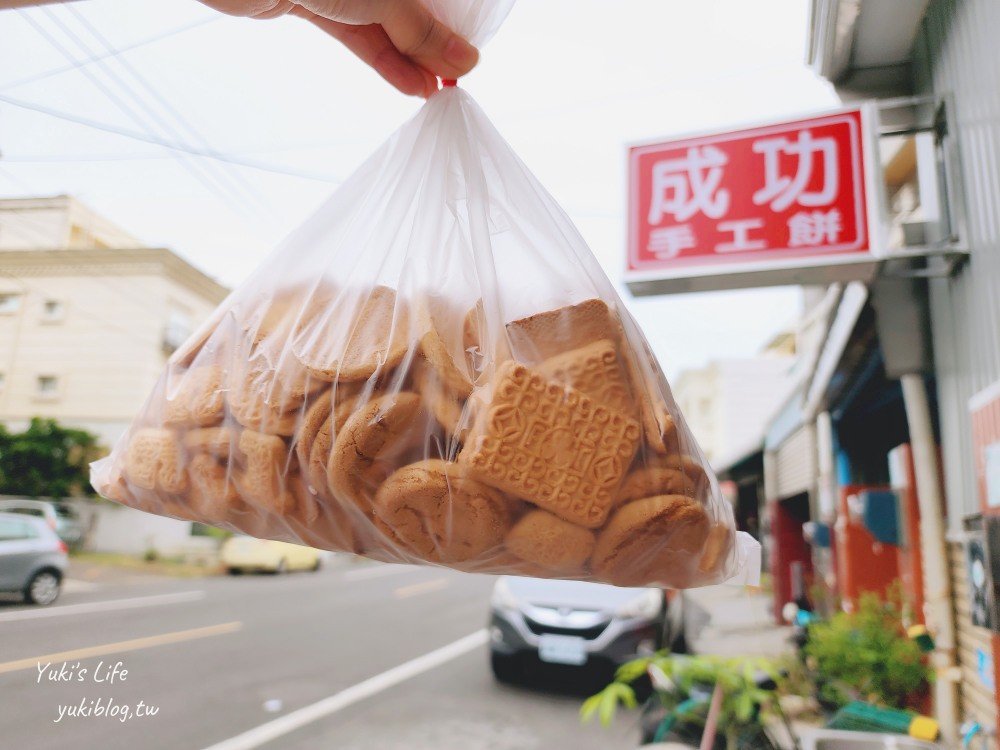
xmin=0 ymin=92 xmax=340 ymax=183
xmin=20 ymin=9 xmax=261 ymax=221
xmin=60 ymin=4 xmax=276 ymax=220
xmin=0 ymin=16 xmax=220 ymax=91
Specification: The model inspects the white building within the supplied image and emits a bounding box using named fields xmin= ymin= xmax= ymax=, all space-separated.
xmin=0 ymin=195 xmax=228 ymax=448
xmin=672 ymin=332 xmax=796 ymax=468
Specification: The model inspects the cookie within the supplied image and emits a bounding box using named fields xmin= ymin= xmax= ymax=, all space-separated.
xmin=328 ymin=391 xmax=424 ymax=510
xmin=417 ymin=297 xmax=474 ymax=398
xmin=650 ymin=454 xmax=710 ymax=493
xmin=124 ymin=428 xmax=187 ymax=494
xmin=413 ymin=362 xmax=471 ymax=441
xmin=236 ymin=430 xmax=294 ymax=514
xmin=163 ymin=366 xmax=226 ymax=428
xmin=504 ymin=510 xmax=595 ymax=571
xmin=182 ymin=426 xmax=236 ymax=461
xmin=506 ymin=298 xmax=619 ymax=362
xmin=698 ymin=522 xmax=734 ymax=576
xmin=621 ymin=342 xmax=680 ymax=455
xmin=461 ymin=362 xmax=640 ymax=528
xmin=295 ymin=285 xmax=410 ymax=382
xmin=373 ymin=460 xmax=510 ymax=564
xmin=240 ymin=280 xmax=337 ymax=348
xmin=591 ymin=495 xmax=710 ymax=587
xmin=228 ymin=347 xmax=318 ymax=436
xmin=295 ymin=389 xmax=333 ymax=480
xmin=537 ymin=339 xmax=635 ymax=418
xmin=187 ymin=453 xmax=242 ymax=520
xmin=617 ymin=467 xmax=696 ymax=506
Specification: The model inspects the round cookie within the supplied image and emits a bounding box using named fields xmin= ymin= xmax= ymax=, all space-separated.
xmin=228 ymin=347 xmax=318 ymax=436
xmin=698 ymin=522 xmax=734 ymax=578
xmin=616 ymin=467 xmax=696 ymax=506
xmin=413 ymin=363 xmax=470 ymax=441
xmin=328 ymin=391 xmax=424 ymax=510
xmin=373 ymin=460 xmax=510 ymax=564
xmin=295 ymin=389 xmax=333 ymax=478
xmin=591 ymin=495 xmax=710 ymax=588
xmin=504 ymin=510 xmax=595 ymax=572
xmin=295 ymin=285 xmax=410 ymax=382
xmin=417 ymin=297 xmax=474 ymax=398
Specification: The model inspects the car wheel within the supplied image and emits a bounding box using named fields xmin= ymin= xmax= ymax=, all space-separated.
xmin=274 ymin=558 xmax=288 ymax=575
xmin=25 ymin=570 xmax=61 ymax=606
xmin=490 ymin=652 xmax=518 ymax=683
xmin=227 ymin=567 xmax=244 ymax=576
xmin=310 ymin=558 xmax=322 ymax=573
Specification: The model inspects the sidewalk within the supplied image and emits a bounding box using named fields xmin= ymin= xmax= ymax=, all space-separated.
xmin=682 ymin=584 xmax=792 ymax=659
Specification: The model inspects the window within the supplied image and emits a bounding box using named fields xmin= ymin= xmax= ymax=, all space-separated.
xmin=37 ymin=375 xmax=59 ymax=397
xmin=41 ymin=299 xmax=64 ymax=322
xmin=0 ymin=519 xmax=38 ymax=541
xmin=0 ymin=294 xmax=20 ymax=314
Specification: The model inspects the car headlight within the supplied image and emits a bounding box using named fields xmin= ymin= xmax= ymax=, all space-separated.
xmin=491 ymin=578 xmax=520 ymax=610
xmin=616 ymin=589 xmax=663 ymax=620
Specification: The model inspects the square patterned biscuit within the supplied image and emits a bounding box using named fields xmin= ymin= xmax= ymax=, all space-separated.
xmin=537 ymin=339 xmax=636 ymax=419
xmin=506 ymin=299 xmax=620 ymax=363
xmin=461 ymin=362 xmax=640 ymax=528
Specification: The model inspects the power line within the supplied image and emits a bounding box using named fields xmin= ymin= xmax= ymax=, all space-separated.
xmin=20 ymin=9 xmax=261 ymax=221
xmin=0 ymin=92 xmax=340 ymax=183
xmin=60 ymin=4 xmax=277 ymax=221
xmin=0 ymin=16 xmax=220 ymax=92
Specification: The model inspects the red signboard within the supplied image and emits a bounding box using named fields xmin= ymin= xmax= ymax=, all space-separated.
xmin=627 ymin=108 xmax=871 ymax=274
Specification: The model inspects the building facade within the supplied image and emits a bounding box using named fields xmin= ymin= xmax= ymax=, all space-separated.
xmin=0 ymin=196 xmax=228 ymax=448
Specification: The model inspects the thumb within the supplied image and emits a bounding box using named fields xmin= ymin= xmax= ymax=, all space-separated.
xmin=379 ymin=0 xmax=479 ymax=80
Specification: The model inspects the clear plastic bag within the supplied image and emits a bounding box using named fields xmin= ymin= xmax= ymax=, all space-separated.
xmin=91 ymin=0 xmax=756 ymax=588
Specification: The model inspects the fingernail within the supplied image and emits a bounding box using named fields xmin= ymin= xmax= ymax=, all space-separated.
xmin=444 ymin=34 xmax=479 ymax=72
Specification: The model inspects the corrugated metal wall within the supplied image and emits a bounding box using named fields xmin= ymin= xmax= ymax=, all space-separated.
xmin=914 ymin=0 xmax=1000 ymax=525
xmin=775 ymin=425 xmax=817 ymax=499
xmin=913 ymin=0 xmax=1000 ymax=735
xmin=950 ymin=541 xmax=999 ymax=745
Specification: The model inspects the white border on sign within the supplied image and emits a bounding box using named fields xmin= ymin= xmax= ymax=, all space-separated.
xmin=626 ymin=108 xmax=869 ymax=274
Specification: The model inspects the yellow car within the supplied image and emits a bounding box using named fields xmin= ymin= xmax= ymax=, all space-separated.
xmin=220 ymin=535 xmax=323 ymax=575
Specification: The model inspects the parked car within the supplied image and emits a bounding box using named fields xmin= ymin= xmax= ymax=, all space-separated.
xmin=0 ymin=498 xmax=85 ymax=549
xmin=488 ymin=576 xmax=686 ymax=684
xmin=0 ymin=512 xmax=68 ymax=605
xmin=220 ymin=535 xmax=323 ymax=575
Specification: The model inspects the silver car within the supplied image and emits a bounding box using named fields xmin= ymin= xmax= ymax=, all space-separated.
xmin=0 ymin=498 xmax=85 ymax=548
xmin=0 ymin=512 xmax=68 ymax=605
xmin=488 ymin=576 xmax=686 ymax=684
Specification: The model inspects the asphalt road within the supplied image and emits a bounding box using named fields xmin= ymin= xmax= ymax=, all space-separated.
xmin=0 ymin=558 xmax=639 ymax=750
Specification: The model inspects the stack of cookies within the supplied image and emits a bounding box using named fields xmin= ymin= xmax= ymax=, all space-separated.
xmin=99 ymin=286 xmax=734 ymax=588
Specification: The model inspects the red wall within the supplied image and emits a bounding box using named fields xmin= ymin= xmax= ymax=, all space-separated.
xmin=769 ymin=494 xmax=813 ymax=622
xmin=835 ymin=484 xmax=901 ymax=610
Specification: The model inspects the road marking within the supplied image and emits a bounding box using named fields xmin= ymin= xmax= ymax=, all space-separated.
xmin=63 ymin=579 xmax=102 ymax=593
xmin=0 ymin=591 xmax=205 ymax=623
xmin=0 ymin=621 xmax=242 ymax=675
xmin=199 ymin=629 xmax=488 ymax=750
xmin=393 ymin=577 xmax=449 ymax=599
xmin=340 ymin=564 xmax=418 ymax=581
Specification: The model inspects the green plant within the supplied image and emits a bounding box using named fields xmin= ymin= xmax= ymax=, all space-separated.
xmin=143 ymin=548 xmax=160 ymax=563
xmin=0 ymin=418 xmax=104 ymax=498
xmin=803 ymin=590 xmax=930 ymax=709
xmin=582 ymin=653 xmax=787 ymax=750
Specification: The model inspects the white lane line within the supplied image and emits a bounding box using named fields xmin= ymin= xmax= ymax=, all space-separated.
xmin=393 ymin=578 xmax=449 ymax=599
xmin=0 ymin=591 xmax=205 ymax=622
xmin=199 ymin=629 xmax=488 ymax=750
xmin=340 ymin=565 xmax=419 ymax=581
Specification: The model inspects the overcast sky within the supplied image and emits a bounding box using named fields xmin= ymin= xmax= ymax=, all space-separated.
xmin=0 ymin=0 xmax=839 ymax=379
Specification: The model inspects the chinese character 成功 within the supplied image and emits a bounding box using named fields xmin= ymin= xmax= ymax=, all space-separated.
xmin=788 ymin=209 xmax=843 ymax=246
xmin=752 ymin=130 xmax=839 ymax=212
xmin=648 ymin=146 xmax=731 ymax=224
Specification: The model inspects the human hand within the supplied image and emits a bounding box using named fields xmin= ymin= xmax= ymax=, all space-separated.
xmin=198 ymin=0 xmax=479 ymax=98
